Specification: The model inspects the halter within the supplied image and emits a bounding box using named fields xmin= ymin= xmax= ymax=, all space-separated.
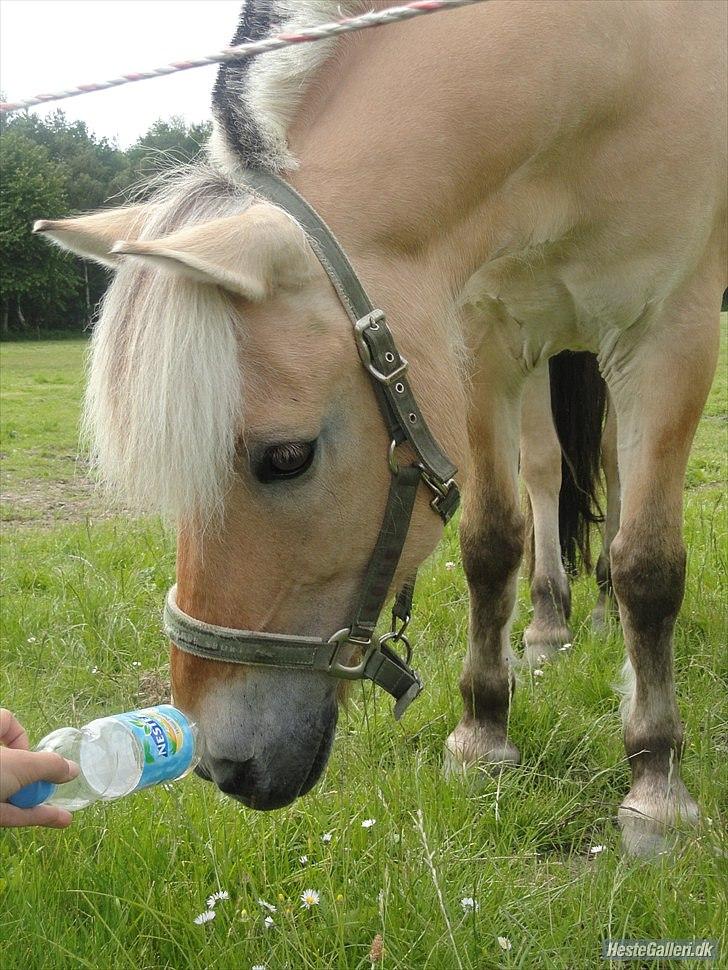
xmin=164 ymin=171 xmax=460 ymax=719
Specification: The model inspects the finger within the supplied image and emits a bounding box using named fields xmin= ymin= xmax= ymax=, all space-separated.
xmin=0 ymin=802 xmax=73 ymax=828
xmin=13 ymin=751 xmax=80 ymax=787
xmin=0 ymin=710 xmax=30 ymax=750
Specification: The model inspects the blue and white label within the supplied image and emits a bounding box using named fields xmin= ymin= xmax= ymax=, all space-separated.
xmin=116 ymin=705 xmax=195 ymax=791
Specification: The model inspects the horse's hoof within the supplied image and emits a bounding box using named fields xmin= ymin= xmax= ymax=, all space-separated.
xmin=522 ymin=629 xmax=571 ymax=667
xmin=618 ymin=779 xmax=699 ymax=858
xmin=443 ymin=722 xmax=520 ymax=780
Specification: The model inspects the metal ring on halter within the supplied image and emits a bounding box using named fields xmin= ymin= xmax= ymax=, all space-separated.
xmin=388 ymin=438 xmax=401 ymax=474
xmin=379 ymin=630 xmax=413 ymax=666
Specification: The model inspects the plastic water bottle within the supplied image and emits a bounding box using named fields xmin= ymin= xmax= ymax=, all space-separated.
xmin=8 ymin=705 xmax=200 ymax=811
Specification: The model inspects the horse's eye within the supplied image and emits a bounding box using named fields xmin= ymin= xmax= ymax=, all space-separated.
xmin=257 ymin=441 xmax=316 ymax=482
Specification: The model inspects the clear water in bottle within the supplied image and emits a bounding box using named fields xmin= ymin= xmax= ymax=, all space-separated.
xmin=9 ymin=706 xmax=199 ymax=811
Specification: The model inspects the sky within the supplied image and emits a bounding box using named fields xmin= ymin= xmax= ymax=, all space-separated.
xmin=0 ymin=0 xmax=242 ymax=147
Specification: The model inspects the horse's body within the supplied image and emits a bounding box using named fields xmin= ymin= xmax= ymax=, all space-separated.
xmin=38 ymin=0 xmax=726 ymax=853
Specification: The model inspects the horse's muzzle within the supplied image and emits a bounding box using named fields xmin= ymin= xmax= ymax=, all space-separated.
xmin=196 ymin=706 xmax=337 ymax=810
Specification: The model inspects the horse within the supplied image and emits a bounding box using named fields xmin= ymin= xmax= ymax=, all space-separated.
xmin=34 ymin=0 xmax=726 ymax=855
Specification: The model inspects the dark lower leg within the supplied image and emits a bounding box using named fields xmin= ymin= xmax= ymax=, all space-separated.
xmin=446 ymin=492 xmax=523 ymax=768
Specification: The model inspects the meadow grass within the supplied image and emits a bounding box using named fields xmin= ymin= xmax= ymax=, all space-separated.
xmin=0 ymin=330 xmax=726 ymax=970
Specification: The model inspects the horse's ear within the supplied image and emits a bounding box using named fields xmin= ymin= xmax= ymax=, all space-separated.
xmin=110 ymin=205 xmax=315 ymax=301
xmin=33 ymin=204 xmax=157 ymax=269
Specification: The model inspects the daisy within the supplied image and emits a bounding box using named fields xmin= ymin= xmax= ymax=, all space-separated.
xmin=132 ymin=660 xmax=141 ymax=668
xmin=362 ymin=818 xmax=376 ymax=829
xmin=559 ymin=642 xmax=572 ymax=652
xmin=252 ymin=965 xmax=267 ymax=970
xmin=498 ymin=936 xmax=512 ymax=951
xmin=322 ymin=831 xmax=333 ymax=843
xmin=263 ymin=915 xmax=275 ymax=929
xmin=27 ymin=636 xmax=37 ymax=643
xmin=300 ymin=888 xmax=320 ymax=909
xmin=206 ymin=889 xmax=229 ymax=908
xmin=299 ymin=855 xmax=308 ymax=865
xmin=257 ymin=898 xmax=277 ymax=913
xmin=445 ymin=561 xmax=456 ymax=571
xmin=193 ymin=910 xmax=215 ymax=925
xmin=589 ymin=844 xmax=605 ymax=856
xmin=460 ymin=897 xmax=479 ymax=913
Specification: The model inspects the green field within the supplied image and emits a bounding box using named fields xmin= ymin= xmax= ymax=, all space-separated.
xmin=1 ymin=332 xmax=726 ymax=970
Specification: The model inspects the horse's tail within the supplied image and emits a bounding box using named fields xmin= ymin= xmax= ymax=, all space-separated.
xmin=548 ymin=351 xmax=607 ymax=575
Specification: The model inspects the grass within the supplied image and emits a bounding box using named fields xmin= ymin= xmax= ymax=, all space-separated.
xmin=0 ymin=327 xmax=726 ymax=970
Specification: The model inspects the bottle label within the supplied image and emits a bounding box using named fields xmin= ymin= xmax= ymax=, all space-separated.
xmin=116 ymin=705 xmax=195 ymax=791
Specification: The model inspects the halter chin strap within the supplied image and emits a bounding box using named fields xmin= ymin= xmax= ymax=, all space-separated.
xmin=164 ymin=170 xmax=460 ymax=719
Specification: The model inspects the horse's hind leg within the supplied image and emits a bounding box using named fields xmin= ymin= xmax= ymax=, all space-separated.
xmin=592 ymin=396 xmax=620 ymax=630
xmin=445 ymin=350 xmax=524 ymax=772
xmin=604 ymin=280 xmax=720 ymax=856
xmin=521 ymin=364 xmax=571 ymax=665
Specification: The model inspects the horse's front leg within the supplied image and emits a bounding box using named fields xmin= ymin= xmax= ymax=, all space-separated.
xmin=445 ymin=352 xmax=524 ymax=771
xmin=604 ymin=277 xmax=720 ymax=855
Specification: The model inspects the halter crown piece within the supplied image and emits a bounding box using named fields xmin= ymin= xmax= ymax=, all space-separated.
xmin=164 ymin=171 xmax=460 ymax=719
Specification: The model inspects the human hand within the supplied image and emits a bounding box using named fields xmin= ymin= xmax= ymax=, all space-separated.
xmin=0 ymin=709 xmax=79 ymax=828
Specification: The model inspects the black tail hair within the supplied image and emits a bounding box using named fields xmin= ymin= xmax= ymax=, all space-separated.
xmin=548 ymin=351 xmax=607 ymax=575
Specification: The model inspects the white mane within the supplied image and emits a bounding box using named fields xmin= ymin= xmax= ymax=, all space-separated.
xmin=83 ymin=168 xmax=253 ymax=521
xmin=209 ymin=0 xmax=366 ymax=178
xmin=86 ymin=2 xmax=364 ymax=521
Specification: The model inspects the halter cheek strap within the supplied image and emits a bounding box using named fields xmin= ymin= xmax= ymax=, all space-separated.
xmin=163 ymin=170 xmax=459 ymax=719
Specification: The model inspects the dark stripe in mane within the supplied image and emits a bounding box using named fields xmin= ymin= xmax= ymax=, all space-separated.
xmin=212 ymin=0 xmax=282 ymax=172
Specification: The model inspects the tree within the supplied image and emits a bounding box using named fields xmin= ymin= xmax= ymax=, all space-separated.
xmin=0 ymin=131 xmax=81 ymax=334
xmin=0 ymin=112 xmax=213 ymax=335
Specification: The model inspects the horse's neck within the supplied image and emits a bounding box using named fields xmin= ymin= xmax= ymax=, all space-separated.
xmin=282 ymin=2 xmax=639 ymax=285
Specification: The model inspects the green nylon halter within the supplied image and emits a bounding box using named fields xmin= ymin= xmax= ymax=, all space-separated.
xmin=163 ymin=170 xmax=460 ymax=719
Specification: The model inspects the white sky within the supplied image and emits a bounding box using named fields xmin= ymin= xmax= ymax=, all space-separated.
xmin=0 ymin=0 xmax=242 ymax=147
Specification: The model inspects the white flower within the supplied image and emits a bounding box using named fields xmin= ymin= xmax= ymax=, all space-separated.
xmin=300 ymin=888 xmax=320 ymax=909
xmin=193 ymin=910 xmax=216 ymax=924
xmin=362 ymin=818 xmax=376 ymax=828
xmin=445 ymin=561 xmax=456 ymax=571
xmin=559 ymin=642 xmax=572 ymax=652
xmin=533 ymin=668 xmax=544 ymax=678
xmin=90 ymin=666 xmax=99 ymax=674
xmin=460 ymin=897 xmax=479 ymax=913
xmin=498 ymin=936 xmax=512 ymax=951
xmin=132 ymin=660 xmax=141 ymax=668
xmin=206 ymin=889 xmax=229 ymax=908
xmin=589 ymin=844 xmax=605 ymax=855
xmin=263 ymin=915 xmax=274 ymax=929
xmin=299 ymin=855 xmax=308 ymax=865
xmin=27 ymin=636 xmax=37 ymax=643
xmin=322 ymin=831 xmax=333 ymax=843
xmin=257 ymin=898 xmax=277 ymax=913
xmin=252 ymin=965 xmax=267 ymax=970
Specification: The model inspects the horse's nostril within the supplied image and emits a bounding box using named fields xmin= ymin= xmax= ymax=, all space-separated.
xmin=208 ymin=757 xmax=257 ymax=797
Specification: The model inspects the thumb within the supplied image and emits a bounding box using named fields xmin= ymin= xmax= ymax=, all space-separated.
xmin=14 ymin=751 xmax=79 ymax=788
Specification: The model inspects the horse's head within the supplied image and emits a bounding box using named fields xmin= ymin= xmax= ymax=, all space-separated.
xmin=37 ymin=168 xmax=464 ymax=809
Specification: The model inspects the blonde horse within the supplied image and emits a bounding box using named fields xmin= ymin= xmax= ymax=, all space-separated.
xmin=36 ymin=1 xmax=725 ymax=854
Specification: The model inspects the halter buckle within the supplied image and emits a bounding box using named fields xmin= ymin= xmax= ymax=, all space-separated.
xmin=354 ymin=312 xmax=409 ymax=385
xmin=325 ymin=628 xmax=377 ymax=679
xmin=418 ymin=467 xmax=460 ymax=522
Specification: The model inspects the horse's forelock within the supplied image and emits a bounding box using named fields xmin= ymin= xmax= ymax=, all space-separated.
xmin=83 ymin=166 xmax=253 ymax=522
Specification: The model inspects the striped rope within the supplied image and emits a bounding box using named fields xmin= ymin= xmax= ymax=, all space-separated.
xmin=0 ymin=0 xmax=487 ymax=115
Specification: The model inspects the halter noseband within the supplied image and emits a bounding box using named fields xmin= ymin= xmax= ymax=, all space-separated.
xmin=164 ymin=171 xmax=460 ymax=719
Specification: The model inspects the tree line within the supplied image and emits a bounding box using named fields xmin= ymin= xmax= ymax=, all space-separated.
xmin=0 ymin=110 xmax=211 ymax=337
